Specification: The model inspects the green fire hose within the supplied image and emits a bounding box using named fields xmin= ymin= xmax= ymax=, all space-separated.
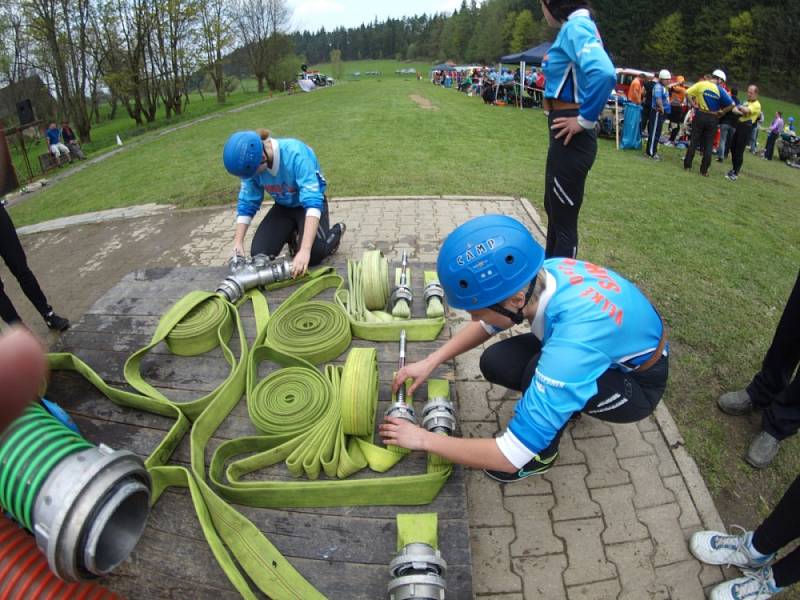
xmin=44 ymin=260 xmax=452 ymax=599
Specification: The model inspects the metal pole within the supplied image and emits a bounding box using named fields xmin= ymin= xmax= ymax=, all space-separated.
xmin=615 ymin=97 xmax=620 ymax=150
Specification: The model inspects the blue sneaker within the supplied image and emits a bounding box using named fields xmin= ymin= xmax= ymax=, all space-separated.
xmin=710 ymin=565 xmax=781 ymax=600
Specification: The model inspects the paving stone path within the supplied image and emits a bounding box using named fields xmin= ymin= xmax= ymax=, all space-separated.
xmin=9 ymin=196 xmax=731 ymax=598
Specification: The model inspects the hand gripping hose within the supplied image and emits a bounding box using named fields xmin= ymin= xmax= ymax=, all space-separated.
xmin=44 ymin=269 xmax=451 ymax=598
xmin=209 ymin=346 xmax=453 ymax=508
xmin=388 ymin=513 xmax=446 ymax=600
xmin=335 ymin=250 xmax=445 ymax=341
xmin=0 ymin=513 xmax=122 ymax=599
xmin=0 ymin=402 xmax=150 ymax=581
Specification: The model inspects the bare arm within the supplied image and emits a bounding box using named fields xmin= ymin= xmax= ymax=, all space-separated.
xmin=233 ymin=222 xmax=248 ymax=256
xmin=291 ymin=213 xmax=320 ymax=277
xmin=379 ymin=417 xmax=517 ymax=472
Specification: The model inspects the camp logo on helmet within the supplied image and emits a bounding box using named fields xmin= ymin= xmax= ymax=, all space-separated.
xmin=455 ymin=238 xmax=498 ymax=266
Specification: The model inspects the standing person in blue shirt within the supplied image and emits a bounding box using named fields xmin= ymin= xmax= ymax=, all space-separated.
xmin=683 ymin=70 xmax=734 ymax=176
xmin=379 ymin=215 xmax=669 ymax=482
xmin=222 ymin=129 xmax=345 ymax=278
xmin=646 ymin=70 xmax=672 ymax=160
xmin=539 ymin=0 xmax=616 ymax=259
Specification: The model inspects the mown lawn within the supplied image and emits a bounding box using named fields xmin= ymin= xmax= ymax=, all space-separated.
xmin=10 ymin=62 xmax=800 ymax=546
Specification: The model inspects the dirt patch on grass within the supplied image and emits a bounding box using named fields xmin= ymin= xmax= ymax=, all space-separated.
xmin=409 ymin=94 xmax=438 ymax=111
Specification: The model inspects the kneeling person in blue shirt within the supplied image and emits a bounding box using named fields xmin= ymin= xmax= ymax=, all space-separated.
xmin=379 ymin=215 xmax=669 ymax=482
xmin=223 ymin=129 xmax=346 ymax=278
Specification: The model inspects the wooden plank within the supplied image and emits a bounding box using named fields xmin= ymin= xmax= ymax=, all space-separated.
xmin=51 ymin=266 xmax=472 ymax=599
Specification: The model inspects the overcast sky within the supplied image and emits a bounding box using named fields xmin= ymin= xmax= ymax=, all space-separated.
xmin=288 ymin=0 xmax=475 ymax=33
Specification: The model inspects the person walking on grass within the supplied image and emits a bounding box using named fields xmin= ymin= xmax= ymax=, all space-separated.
xmin=0 ymin=204 xmax=69 ymax=332
xmin=717 ymin=271 xmax=799 ymax=468
xmin=726 ymin=85 xmax=762 ymax=182
xmin=379 ymin=215 xmax=668 ymax=482
xmin=539 ymin=0 xmax=616 ymax=259
xmin=690 ymin=473 xmax=800 ymax=600
xmin=222 ymin=129 xmax=346 ymax=278
xmin=683 ymin=70 xmax=734 ymax=176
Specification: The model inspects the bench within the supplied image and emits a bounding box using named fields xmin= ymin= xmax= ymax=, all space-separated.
xmin=38 ymin=152 xmax=70 ymax=173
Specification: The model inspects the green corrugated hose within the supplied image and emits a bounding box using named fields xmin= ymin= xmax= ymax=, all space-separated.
xmin=0 ymin=403 xmax=93 ymax=530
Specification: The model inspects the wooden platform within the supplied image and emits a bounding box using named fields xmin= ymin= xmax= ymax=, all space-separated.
xmin=50 ymin=263 xmax=473 ymax=600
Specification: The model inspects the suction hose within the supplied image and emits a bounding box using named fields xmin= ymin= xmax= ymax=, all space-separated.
xmin=0 ymin=513 xmax=121 ymax=599
xmin=0 ymin=403 xmax=151 ymax=581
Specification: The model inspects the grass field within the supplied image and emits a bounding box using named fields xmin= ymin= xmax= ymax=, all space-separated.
xmin=7 ymin=81 xmax=275 ymax=183
xmin=9 ymin=60 xmax=800 ymax=554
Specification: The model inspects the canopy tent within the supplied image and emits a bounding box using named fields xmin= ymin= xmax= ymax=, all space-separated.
xmin=498 ymin=42 xmax=552 ymax=109
xmin=499 ymin=42 xmax=552 ymax=66
xmin=431 ymin=63 xmax=457 ymax=71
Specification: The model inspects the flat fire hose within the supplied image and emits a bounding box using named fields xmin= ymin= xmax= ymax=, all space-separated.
xmin=44 ymin=268 xmax=452 ymax=599
xmin=47 ymin=290 xmax=323 ymax=600
xmin=335 ymin=250 xmax=446 ymax=341
xmin=209 ymin=349 xmax=452 ymax=508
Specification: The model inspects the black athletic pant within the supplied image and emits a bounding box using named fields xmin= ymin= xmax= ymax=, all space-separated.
xmin=752 ymin=474 xmax=800 ymax=587
xmin=543 ymin=109 xmax=598 ymax=259
xmin=0 ymin=205 xmax=51 ymax=324
xmin=731 ymin=121 xmax=754 ymax=175
xmin=684 ymin=111 xmax=719 ymax=175
xmin=746 ymin=271 xmax=800 ymax=441
xmin=646 ymin=110 xmax=665 ymax=157
xmin=764 ymin=132 xmax=778 ymax=160
xmin=251 ymin=198 xmax=336 ymax=265
xmin=479 ymin=332 xmax=668 ymax=455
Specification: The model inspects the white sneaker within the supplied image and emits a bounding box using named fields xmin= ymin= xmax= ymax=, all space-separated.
xmin=710 ymin=566 xmax=781 ymax=600
xmin=690 ymin=527 xmax=774 ymax=568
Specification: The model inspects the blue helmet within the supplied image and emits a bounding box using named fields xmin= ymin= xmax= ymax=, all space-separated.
xmin=222 ymin=131 xmax=263 ymax=178
xmin=436 ymin=215 xmax=544 ymax=311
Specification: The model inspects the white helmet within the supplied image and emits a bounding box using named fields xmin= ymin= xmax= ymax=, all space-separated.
xmin=659 ymin=69 xmax=671 ymax=81
xmin=712 ymin=69 xmax=727 ymax=82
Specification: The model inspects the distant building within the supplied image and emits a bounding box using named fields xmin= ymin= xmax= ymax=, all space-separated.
xmin=0 ymin=75 xmax=57 ymax=127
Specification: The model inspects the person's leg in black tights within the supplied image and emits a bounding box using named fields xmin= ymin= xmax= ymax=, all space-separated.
xmin=747 ymin=271 xmax=800 ymax=441
xmin=0 ymin=205 xmax=51 ymax=324
xmin=250 ymin=203 xmax=298 ymax=258
xmin=752 ymin=474 xmax=800 ymax=588
xmin=480 ymin=334 xmax=668 ymax=456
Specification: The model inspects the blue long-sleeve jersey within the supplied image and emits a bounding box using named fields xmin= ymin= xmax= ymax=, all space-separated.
xmin=236 ymin=138 xmax=326 ymax=224
xmin=492 ymin=258 xmax=667 ymax=467
xmin=542 ymin=9 xmax=616 ymax=128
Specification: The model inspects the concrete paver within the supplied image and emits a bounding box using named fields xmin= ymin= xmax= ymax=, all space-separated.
xmin=5 ymin=196 xmax=730 ymax=599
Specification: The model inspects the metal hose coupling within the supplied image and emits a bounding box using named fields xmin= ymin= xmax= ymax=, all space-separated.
xmin=421 ymin=397 xmax=457 ymax=435
xmin=33 ymin=444 xmax=151 ymax=581
xmin=216 ymin=254 xmax=293 ymax=303
xmin=390 ymin=250 xmax=413 ymax=311
xmin=385 ymin=330 xmax=416 ymax=423
xmin=422 ymin=282 xmax=444 ymax=307
xmin=387 ymin=543 xmax=447 ymax=600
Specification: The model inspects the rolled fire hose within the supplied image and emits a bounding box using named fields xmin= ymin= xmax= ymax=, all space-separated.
xmin=0 ymin=513 xmax=122 ymax=599
xmin=388 ymin=513 xmax=446 ymax=600
xmin=0 ymin=402 xmax=150 ymax=582
xmin=209 ymin=347 xmax=453 ymax=508
xmin=335 ymin=250 xmax=446 ymax=341
xmin=44 ymin=269 xmax=452 ymax=598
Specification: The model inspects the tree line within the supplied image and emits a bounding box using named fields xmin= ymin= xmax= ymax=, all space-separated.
xmin=289 ymin=0 xmax=799 ymax=101
xmin=0 ymin=0 xmax=296 ymax=142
